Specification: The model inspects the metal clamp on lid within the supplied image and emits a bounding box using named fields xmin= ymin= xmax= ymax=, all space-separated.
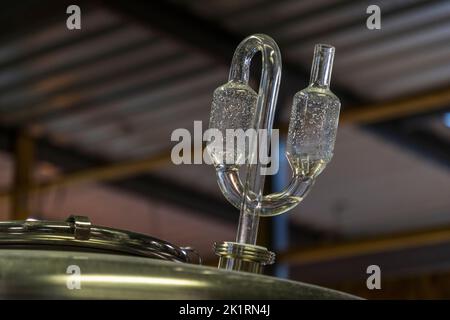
xmin=0 ymin=215 xmax=198 ymax=264
xmin=66 ymin=215 xmax=91 ymax=240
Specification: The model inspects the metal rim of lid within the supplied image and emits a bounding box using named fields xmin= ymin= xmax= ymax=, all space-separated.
xmin=214 ymin=241 xmax=275 ymax=265
xmin=0 ymin=215 xmax=193 ymax=263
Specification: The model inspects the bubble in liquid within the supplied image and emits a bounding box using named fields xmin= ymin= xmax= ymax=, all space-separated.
xmin=208 ymin=81 xmax=257 ymax=165
xmin=287 ymin=87 xmax=340 ymax=178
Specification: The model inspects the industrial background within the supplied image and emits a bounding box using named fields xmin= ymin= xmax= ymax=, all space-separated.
xmin=0 ymin=0 xmax=449 ymax=299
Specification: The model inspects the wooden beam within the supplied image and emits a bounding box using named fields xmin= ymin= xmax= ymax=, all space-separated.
xmin=332 ymin=271 xmax=450 ymax=299
xmin=1 ymin=86 xmax=448 ymax=199
xmin=278 ymin=226 xmax=450 ymax=266
xmin=11 ymin=130 xmax=34 ymax=220
xmin=277 ymin=86 xmax=450 ymax=134
xmin=0 ymin=150 xmax=171 ymax=201
xmin=1 ymin=84 xmax=449 ymax=205
xmin=105 ymin=0 xmax=363 ymax=106
xmin=340 ymin=87 xmax=450 ymax=125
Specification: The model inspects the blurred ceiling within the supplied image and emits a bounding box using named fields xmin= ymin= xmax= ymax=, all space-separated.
xmin=0 ymin=0 xmax=448 ymax=261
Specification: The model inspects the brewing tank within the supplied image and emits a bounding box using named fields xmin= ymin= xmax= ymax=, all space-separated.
xmin=0 ymin=216 xmax=357 ymax=299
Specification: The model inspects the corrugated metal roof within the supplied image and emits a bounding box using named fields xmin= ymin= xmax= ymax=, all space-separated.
xmin=175 ymin=0 xmax=450 ymax=100
xmin=0 ymin=0 xmax=448 ymax=237
xmin=0 ymin=0 xmax=446 ymax=162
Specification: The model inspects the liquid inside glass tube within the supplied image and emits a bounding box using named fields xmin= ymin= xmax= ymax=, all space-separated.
xmin=207 ymin=39 xmax=341 ymax=250
xmin=287 ymin=44 xmax=340 ymax=180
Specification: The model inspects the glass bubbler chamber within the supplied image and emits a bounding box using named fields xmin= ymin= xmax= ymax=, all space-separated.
xmin=207 ymin=34 xmax=341 ymax=273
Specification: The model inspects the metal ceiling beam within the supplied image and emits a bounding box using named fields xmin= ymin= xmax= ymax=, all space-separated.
xmin=104 ymin=0 xmax=364 ymax=107
xmin=258 ymin=0 xmax=358 ymax=36
xmin=0 ymin=127 xmax=232 ymax=223
xmin=0 ymin=150 xmax=172 ymax=201
xmin=0 ymin=23 xmax=129 ymax=96
xmin=0 ymin=0 xmax=89 ymax=44
xmin=33 ymin=135 xmax=237 ymax=224
xmin=2 ymin=51 xmax=208 ymax=124
xmin=1 ymin=1 xmax=445 ymax=128
xmin=327 ymin=86 xmax=450 ymax=125
xmin=0 ymin=0 xmax=445 ymax=244
xmin=229 ymin=86 xmax=449 ymax=135
xmin=0 ymin=24 xmax=125 ymax=85
xmin=331 ymin=271 xmax=450 ymax=299
xmin=368 ymin=116 xmax=450 ymax=170
xmin=281 ymin=0 xmax=442 ymax=46
xmin=1 ymin=86 xmax=446 ymax=200
xmin=0 ymin=126 xmax=325 ymax=238
xmin=103 ymin=0 xmax=450 ymax=171
xmin=289 ymin=240 xmax=450 ymax=290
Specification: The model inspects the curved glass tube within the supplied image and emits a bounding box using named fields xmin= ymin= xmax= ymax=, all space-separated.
xmin=209 ymin=34 xmax=282 ymax=244
xmin=232 ymin=35 xmax=281 ymax=244
xmin=286 ymin=44 xmax=340 ymax=179
xmin=216 ymin=165 xmax=313 ymax=217
xmin=208 ymin=38 xmax=340 ymax=246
